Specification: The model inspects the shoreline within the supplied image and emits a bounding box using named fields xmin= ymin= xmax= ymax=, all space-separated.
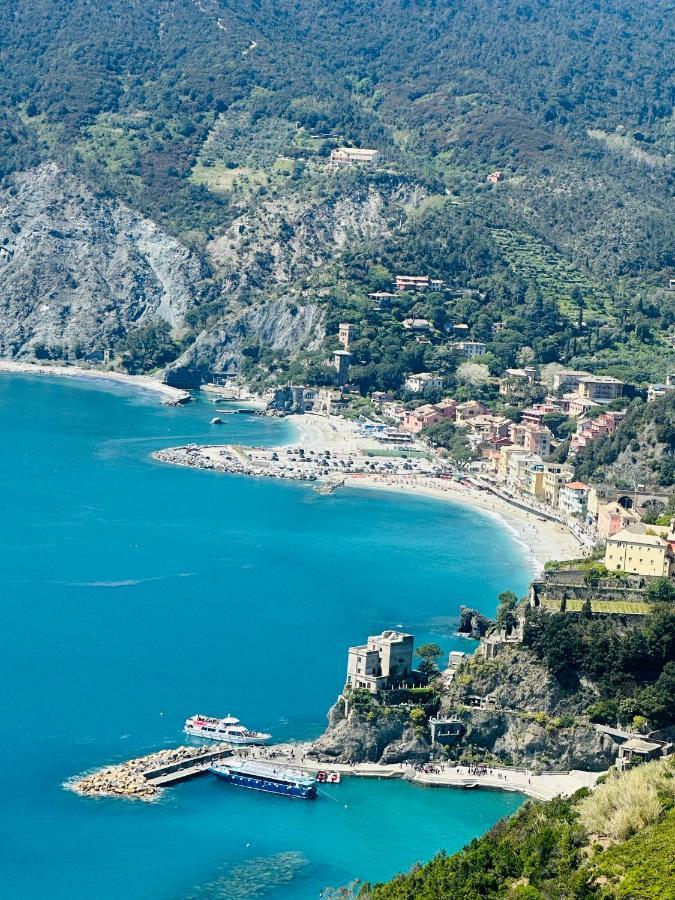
xmin=67 ymin=738 xmax=603 ymax=803
xmin=342 ymin=475 xmax=579 ymax=572
xmin=282 ymin=414 xmax=580 ymax=569
xmin=0 ymin=360 xmax=191 ymax=404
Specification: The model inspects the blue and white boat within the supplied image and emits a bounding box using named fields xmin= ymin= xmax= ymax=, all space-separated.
xmin=209 ymin=758 xmax=317 ymax=799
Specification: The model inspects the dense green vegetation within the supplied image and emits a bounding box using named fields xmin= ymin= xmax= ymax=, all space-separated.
xmin=574 ymin=393 xmax=675 ymax=488
xmin=523 ymin=603 xmax=675 ymax=729
xmin=361 ymin=759 xmax=675 ymax=899
xmin=0 ymin=0 xmax=673 ymax=387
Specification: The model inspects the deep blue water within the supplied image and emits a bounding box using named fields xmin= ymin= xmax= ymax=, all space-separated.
xmin=0 ymin=375 xmax=528 ymax=898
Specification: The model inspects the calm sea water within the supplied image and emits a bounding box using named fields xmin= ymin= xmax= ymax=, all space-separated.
xmin=0 ymin=376 xmax=529 ymax=899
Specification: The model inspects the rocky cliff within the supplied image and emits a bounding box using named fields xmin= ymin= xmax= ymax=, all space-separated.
xmin=439 ymin=644 xmax=616 ymax=769
xmin=168 ymin=177 xmax=427 ymax=384
xmin=311 ymin=698 xmax=430 ymax=764
xmin=0 ymin=163 xmax=425 ymax=384
xmin=0 ymin=164 xmax=213 ymax=358
xmin=312 ymin=644 xmax=617 ymax=771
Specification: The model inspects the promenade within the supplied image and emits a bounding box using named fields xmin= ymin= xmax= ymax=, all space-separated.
xmin=239 ymin=744 xmax=603 ymax=801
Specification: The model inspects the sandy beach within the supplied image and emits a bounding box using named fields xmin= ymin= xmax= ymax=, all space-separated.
xmin=284 ymin=413 xmax=581 ymax=570
xmin=0 ymin=360 xmax=191 ymax=404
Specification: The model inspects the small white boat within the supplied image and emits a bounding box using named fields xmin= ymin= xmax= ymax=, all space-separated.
xmin=184 ymin=714 xmax=272 ymax=744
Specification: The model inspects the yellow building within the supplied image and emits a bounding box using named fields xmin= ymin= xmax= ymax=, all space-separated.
xmin=604 ymin=527 xmax=674 ymax=577
xmin=542 ymin=462 xmax=574 ymax=507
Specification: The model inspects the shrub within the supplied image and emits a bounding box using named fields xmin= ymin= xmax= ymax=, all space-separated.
xmin=578 ymin=759 xmax=675 ymax=842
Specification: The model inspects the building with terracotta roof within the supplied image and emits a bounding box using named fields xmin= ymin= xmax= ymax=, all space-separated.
xmin=330 ymin=147 xmax=379 ymax=168
xmin=455 ymin=400 xmax=489 ymax=424
xmin=558 ymin=481 xmax=591 ymax=519
xmin=596 ymin=501 xmax=642 ymax=540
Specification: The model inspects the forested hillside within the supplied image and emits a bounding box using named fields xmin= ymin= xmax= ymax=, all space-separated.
xmin=0 ymin=0 xmax=673 ymax=383
xmin=362 ymin=758 xmax=675 ymax=899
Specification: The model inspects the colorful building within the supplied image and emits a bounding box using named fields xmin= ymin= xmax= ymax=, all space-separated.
xmin=604 ymin=527 xmax=674 ymax=577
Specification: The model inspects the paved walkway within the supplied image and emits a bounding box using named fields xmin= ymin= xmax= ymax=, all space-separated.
xmin=241 ymin=745 xmax=603 ymax=801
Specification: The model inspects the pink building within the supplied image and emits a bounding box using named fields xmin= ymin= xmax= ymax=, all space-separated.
xmin=509 ymin=422 xmax=553 ymax=458
xmin=596 ymin=502 xmax=642 ymax=540
xmin=455 ymin=400 xmax=488 ymax=425
xmin=403 ymin=398 xmax=458 ymax=434
xmin=570 ymin=411 xmax=625 ymax=456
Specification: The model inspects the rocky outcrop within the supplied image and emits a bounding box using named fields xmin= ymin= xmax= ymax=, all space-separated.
xmin=458 ymin=709 xmax=616 ymax=770
xmin=457 ymin=606 xmax=493 ymax=639
xmin=311 ymin=699 xmax=430 ymax=764
xmin=168 ymin=296 xmax=325 ymax=387
xmin=450 ymin=645 xmax=589 ymax=716
xmin=0 ymin=163 xmax=214 ymax=358
xmin=207 ymin=180 xmax=428 ymax=285
xmin=168 ymin=178 xmax=425 ymax=384
xmin=0 ymin=163 xmax=428 ymax=384
xmin=439 ymin=645 xmax=617 ymax=770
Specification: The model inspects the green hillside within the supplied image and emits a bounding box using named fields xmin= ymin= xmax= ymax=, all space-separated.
xmin=362 ymin=758 xmax=675 ymax=899
xmin=0 ymin=1 xmax=673 ymax=382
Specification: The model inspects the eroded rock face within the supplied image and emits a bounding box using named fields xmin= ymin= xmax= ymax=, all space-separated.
xmin=169 ymin=297 xmax=325 ymax=387
xmin=457 ymin=606 xmax=493 ymax=639
xmin=439 ymin=646 xmax=617 ymax=770
xmin=0 ymin=163 xmax=212 ymax=357
xmin=460 ymin=710 xmax=616 ymax=770
xmin=207 ymin=182 xmax=428 ymax=286
xmin=311 ymin=700 xmax=416 ymax=764
xmin=168 ymin=179 xmax=426 ymax=383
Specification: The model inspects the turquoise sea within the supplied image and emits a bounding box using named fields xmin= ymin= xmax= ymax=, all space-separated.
xmin=0 ymin=375 xmax=530 ymax=899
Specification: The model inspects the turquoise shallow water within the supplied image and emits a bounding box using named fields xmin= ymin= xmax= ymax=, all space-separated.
xmin=0 ymin=375 xmax=528 ymax=898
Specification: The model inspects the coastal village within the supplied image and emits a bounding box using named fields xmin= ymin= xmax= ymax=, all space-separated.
xmin=3 ymin=6 xmax=674 ymax=893
xmin=63 ymin=268 xmax=675 ymax=808
xmin=152 ymin=267 xmax=675 ymax=583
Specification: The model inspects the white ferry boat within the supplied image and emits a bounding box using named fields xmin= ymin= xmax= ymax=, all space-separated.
xmin=184 ymin=714 xmax=272 ymax=745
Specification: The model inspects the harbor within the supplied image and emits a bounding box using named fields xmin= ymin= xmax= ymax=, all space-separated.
xmin=67 ymin=739 xmax=601 ymax=803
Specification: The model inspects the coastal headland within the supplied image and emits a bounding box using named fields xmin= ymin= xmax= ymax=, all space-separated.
xmin=0 ymin=360 xmax=191 ymax=405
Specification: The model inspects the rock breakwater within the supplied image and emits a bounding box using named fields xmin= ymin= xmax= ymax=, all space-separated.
xmin=67 ymin=743 xmax=230 ymax=801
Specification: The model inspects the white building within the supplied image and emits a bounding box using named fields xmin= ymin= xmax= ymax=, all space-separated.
xmin=404 ymin=372 xmax=444 ymax=394
xmin=330 ymin=147 xmax=379 ymax=168
xmin=558 ymin=481 xmax=591 ymax=519
xmin=453 ymin=340 xmax=486 ymax=358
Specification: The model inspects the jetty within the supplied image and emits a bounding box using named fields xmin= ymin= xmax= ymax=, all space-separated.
xmin=68 ymin=744 xmax=233 ymax=801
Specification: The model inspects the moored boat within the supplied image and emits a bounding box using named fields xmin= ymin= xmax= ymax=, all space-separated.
xmin=209 ymin=758 xmax=317 ymax=799
xmin=184 ymin=714 xmax=272 ymax=744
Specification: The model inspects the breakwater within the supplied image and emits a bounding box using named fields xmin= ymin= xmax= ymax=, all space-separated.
xmin=153 ymin=443 xmax=443 ymax=483
xmin=67 ymin=744 xmax=232 ymax=800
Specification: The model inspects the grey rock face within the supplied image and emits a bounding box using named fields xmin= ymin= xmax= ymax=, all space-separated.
xmin=168 ymin=179 xmax=425 ymax=383
xmin=457 ymin=606 xmax=493 ymax=639
xmin=461 ymin=710 xmax=616 ymax=770
xmin=0 ymin=163 xmax=212 ymax=357
xmin=170 ymin=297 xmax=326 ymax=386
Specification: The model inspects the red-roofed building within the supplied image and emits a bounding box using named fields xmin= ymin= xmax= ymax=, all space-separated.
xmin=558 ymin=482 xmax=591 ymax=519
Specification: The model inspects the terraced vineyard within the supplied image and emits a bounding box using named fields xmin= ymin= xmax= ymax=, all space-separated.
xmin=540 ymin=598 xmax=651 ymax=616
xmin=491 ymin=228 xmax=614 ymax=319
